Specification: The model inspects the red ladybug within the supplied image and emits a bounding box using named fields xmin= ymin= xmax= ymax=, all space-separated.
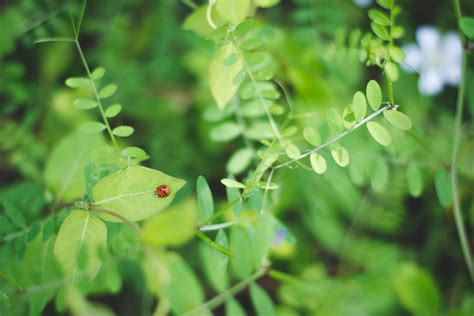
xmin=155 ymin=185 xmax=170 ymax=198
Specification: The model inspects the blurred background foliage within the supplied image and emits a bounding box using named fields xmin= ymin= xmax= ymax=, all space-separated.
xmin=0 ymin=0 xmax=473 ymax=315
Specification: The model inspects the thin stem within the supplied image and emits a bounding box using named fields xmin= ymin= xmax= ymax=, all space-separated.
xmin=274 ymin=104 xmax=392 ymax=169
xmin=182 ymin=264 xmax=269 ymax=315
xmin=450 ymin=0 xmax=473 ymax=282
xmin=34 ymin=37 xmax=75 ymax=44
xmin=385 ymin=73 xmax=395 ymax=105
xmin=76 ymin=0 xmax=88 ymax=39
xmin=75 ymin=40 xmax=118 ymax=147
xmin=91 ymin=206 xmax=142 ymax=236
xmin=203 ymin=197 xmax=241 ymax=225
xmin=199 ymin=220 xmax=239 ymax=232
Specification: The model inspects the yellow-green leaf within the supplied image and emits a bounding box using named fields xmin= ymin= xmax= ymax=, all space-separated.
xmin=384 ymin=110 xmax=412 ymax=130
xmin=353 ymin=91 xmax=367 ymax=122
xmin=310 ymin=153 xmax=327 ymax=174
xmin=216 ymin=0 xmax=251 ymax=25
xmin=366 ymin=80 xmax=382 ymax=111
xmin=98 ymin=84 xmax=117 ymax=99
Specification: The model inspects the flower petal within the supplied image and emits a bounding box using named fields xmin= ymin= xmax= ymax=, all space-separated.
xmin=402 ymin=44 xmax=422 ymax=72
xmin=441 ymin=32 xmax=462 ymax=85
xmin=416 ymin=26 xmax=440 ymax=52
xmin=418 ymin=69 xmax=444 ymax=96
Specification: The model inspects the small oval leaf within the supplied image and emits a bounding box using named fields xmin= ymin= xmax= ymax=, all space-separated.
xmin=383 ymin=110 xmax=412 ymax=130
xmin=65 ymin=77 xmax=89 ymax=88
xmin=91 ymin=67 xmax=106 ymax=80
xmin=221 ymin=178 xmax=246 ymax=189
xmin=285 ymin=143 xmax=301 ymax=160
xmin=80 ymin=122 xmax=107 ymax=133
xmin=112 ymin=125 xmax=134 ymax=137
xmin=303 ymin=127 xmax=321 ymax=147
xmin=310 ymin=153 xmax=327 ymax=174
xmin=105 ymin=104 xmax=122 ymax=118
xmin=367 ymin=121 xmax=392 ymax=146
xmin=74 ymin=98 xmax=98 ymax=110
xmin=330 ymin=144 xmax=350 ymax=167
xmin=353 ymin=91 xmax=367 ymax=122
xmin=98 ymin=84 xmax=118 ymax=99
xmin=366 ymin=80 xmax=382 ymax=111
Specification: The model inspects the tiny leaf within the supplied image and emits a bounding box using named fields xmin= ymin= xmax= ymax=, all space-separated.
xmin=330 ymin=144 xmax=350 ymax=167
xmin=112 ymin=125 xmax=134 ymax=137
xmin=367 ymin=121 xmax=392 ymax=145
xmin=384 ymin=110 xmax=412 ymax=130
xmin=352 ymin=91 xmax=367 ymax=122
xmin=303 ymin=127 xmax=321 ymax=147
xmin=65 ymin=77 xmax=89 ymax=88
xmin=310 ymin=153 xmax=327 ymax=174
xmin=80 ymin=122 xmax=106 ymax=133
xmin=366 ymin=80 xmax=382 ymax=111
xmin=91 ymin=67 xmax=105 ymax=80
xmin=73 ymin=98 xmax=98 ymax=110
xmin=104 ymin=104 xmax=122 ymax=118
xmin=98 ymin=84 xmax=117 ymax=99
xmin=221 ymin=178 xmax=246 ymax=189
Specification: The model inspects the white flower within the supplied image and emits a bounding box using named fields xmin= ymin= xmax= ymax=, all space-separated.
xmin=402 ymin=26 xmax=462 ymax=96
xmin=353 ymin=0 xmax=372 ymax=8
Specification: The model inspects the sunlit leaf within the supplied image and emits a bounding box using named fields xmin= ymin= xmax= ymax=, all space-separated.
xmin=366 ymin=80 xmax=382 ymax=111
xmin=384 ymin=110 xmax=412 ymax=130
xmin=104 ymin=104 xmax=122 ymax=118
xmin=310 ymin=153 xmax=327 ymax=174
xmin=112 ymin=125 xmax=134 ymax=137
xmin=226 ymin=147 xmax=255 ymax=175
xmin=285 ymin=143 xmax=301 ymax=160
xmin=303 ymin=127 xmax=321 ymax=147
xmin=197 ymin=175 xmax=214 ymax=223
xmin=98 ymin=84 xmax=117 ymax=99
xmin=389 ymin=46 xmax=404 ymax=63
xmin=74 ymin=98 xmax=98 ymax=110
xmin=371 ymin=23 xmax=390 ymax=40
xmin=92 ymin=166 xmax=186 ymax=222
xmin=53 ymin=210 xmax=107 ymax=281
xmin=65 ymin=77 xmax=89 ymax=88
xmin=216 ymin=0 xmax=251 ymax=25
xmin=221 ymin=178 xmax=246 ymax=189
xmin=200 ymin=229 xmax=229 ymax=291
xmin=353 ymin=91 xmax=367 ymax=122
xmin=326 ymin=108 xmax=344 ymax=134
xmin=330 ymin=144 xmax=350 ymax=167
xmin=368 ymin=9 xmax=390 ymax=26
xmin=367 ymin=121 xmax=392 ymax=146
xmin=80 ymin=121 xmax=107 ymax=133
xmin=385 ymin=62 xmax=399 ymax=81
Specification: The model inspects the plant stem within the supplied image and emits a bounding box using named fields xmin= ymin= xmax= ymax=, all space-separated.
xmin=91 ymin=206 xmax=142 ymax=236
xmin=182 ymin=264 xmax=269 ymax=315
xmin=74 ymin=40 xmax=118 ymax=147
xmin=274 ymin=104 xmax=392 ymax=169
xmin=203 ymin=197 xmax=241 ymax=225
xmin=385 ymin=73 xmax=395 ymax=105
xmin=199 ymin=220 xmax=239 ymax=232
xmin=450 ymin=0 xmax=473 ymax=282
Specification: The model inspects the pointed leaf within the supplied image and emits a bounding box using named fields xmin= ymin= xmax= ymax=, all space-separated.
xmin=92 ymin=166 xmax=186 ymax=222
xmin=221 ymin=178 xmax=246 ymax=189
xmin=199 ymin=229 xmax=229 ymax=291
xmin=250 ymin=283 xmax=276 ymax=316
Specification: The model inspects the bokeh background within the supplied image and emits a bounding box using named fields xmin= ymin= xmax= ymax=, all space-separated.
xmin=1 ymin=0 xmax=473 ymax=315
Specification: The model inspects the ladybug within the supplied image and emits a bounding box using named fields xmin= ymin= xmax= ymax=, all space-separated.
xmin=155 ymin=185 xmax=170 ymax=198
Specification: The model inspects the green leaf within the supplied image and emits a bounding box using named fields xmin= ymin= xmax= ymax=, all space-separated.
xmin=366 ymin=80 xmax=382 ymax=111
xmin=255 ymin=0 xmax=280 ymax=7
xmin=92 ymin=166 xmax=186 ymax=222
xmin=285 ymin=143 xmax=301 ymax=160
xmin=384 ymin=110 xmax=412 ymax=130
xmin=250 ymin=283 xmax=276 ymax=316
xmin=385 ymin=62 xmax=399 ymax=81
xmin=2 ymin=200 xmax=26 ymax=228
xmin=53 ymin=210 xmax=107 ymax=281
xmin=199 ymin=229 xmax=229 ymax=291
xmin=197 ymin=175 xmax=214 ymax=223
xmin=371 ymin=23 xmax=390 ymax=40
xmin=376 ymin=0 xmax=392 ymax=9
xmin=406 ymin=165 xmax=423 ymax=197
xmin=230 ymin=226 xmax=253 ymax=279
xmin=389 ymin=46 xmax=404 ymax=63
xmin=142 ymin=198 xmax=197 ymax=246
xmin=234 ymin=19 xmax=254 ymax=37
xmin=65 ymin=77 xmax=89 ymax=88
xmin=91 ymin=67 xmax=105 ymax=80
xmin=254 ymin=70 xmax=274 ymax=81
xmin=226 ymin=299 xmax=246 ymax=316
xmin=310 ymin=153 xmax=327 ymax=174
xmin=459 ymin=17 xmax=474 ymax=39
xmin=303 ymin=127 xmax=321 ymax=147
xmin=330 ymin=144 xmax=350 ymax=167
xmin=434 ymin=170 xmax=452 ymax=208
xmin=98 ymin=84 xmax=117 ymax=99
xmin=367 ymin=121 xmax=392 ymax=146
xmin=393 ymin=262 xmax=440 ymax=316
xmin=121 ymin=146 xmax=149 ymax=160
xmin=74 ymin=98 xmax=98 ymax=110
xmin=104 ymin=104 xmax=122 ymax=118
xmin=391 ymin=26 xmax=404 ymax=39
xmin=224 ymin=53 xmax=239 ymax=65
xmin=221 ymin=178 xmax=246 ymax=189
xmin=80 ymin=121 xmax=107 ymax=133
xmin=326 ymin=108 xmax=344 ymax=133
xmin=210 ymin=121 xmax=242 ymax=142
xmin=241 ymin=38 xmax=263 ymax=50
xmin=352 ymin=91 xmax=367 ymax=122
xmin=216 ymin=0 xmax=251 ymax=25
xmin=209 ymin=43 xmax=243 ymax=109
xmin=368 ymin=9 xmax=390 ymax=26
xmin=226 ymin=147 xmax=255 ymax=175
xmin=112 ymin=125 xmax=134 ymax=137
xmin=44 ymin=132 xmax=107 ymax=201
xmin=183 ymin=5 xmax=221 ymax=38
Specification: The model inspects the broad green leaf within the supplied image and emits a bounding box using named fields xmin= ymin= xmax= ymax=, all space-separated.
xmin=368 ymin=9 xmax=390 ymax=26
xmin=65 ymin=77 xmax=89 ymax=88
xmin=352 ymin=91 xmax=367 ymax=122
xmin=226 ymin=299 xmax=246 ymax=316
xmin=366 ymin=80 xmax=382 ymax=111
xmin=367 ymin=121 xmax=392 ymax=146
xmin=285 ymin=143 xmax=301 ymax=160
xmin=389 ymin=46 xmax=404 ymax=63
xmin=226 ymin=147 xmax=255 ymax=175
xmin=44 ymin=132 xmax=107 ymax=201
xmin=459 ymin=17 xmax=474 ymax=39
xmin=92 ymin=166 xmax=186 ymax=222
xmin=370 ymin=159 xmax=389 ymax=193
xmin=216 ymin=0 xmax=251 ymax=25
xmin=74 ymin=98 xmax=98 ymax=110
xmin=434 ymin=170 xmax=452 ymax=208
xmin=199 ymin=229 xmax=229 ymax=291
xmin=163 ymin=253 xmax=205 ymax=314
xmin=371 ymin=23 xmax=390 ymax=40
xmin=221 ymin=178 xmax=246 ymax=189
xmin=98 ymin=84 xmax=117 ymax=99
xmin=303 ymin=127 xmax=321 ymax=147
xmin=250 ymin=283 xmax=276 ymax=316
xmin=91 ymin=67 xmax=105 ymax=80
xmin=326 ymin=108 xmax=344 ymax=134
xmin=330 ymin=144 xmax=350 ymax=167
xmin=393 ymin=262 xmax=440 ymax=316
xmin=385 ymin=62 xmax=399 ymax=81
xmin=53 ymin=210 xmax=107 ymax=281
xmin=197 ymin=175 xmax=214 ymax=223
xmin=80 ymin=121 xmax=107 ymax=133
xmin=406 ymin=165 xmax=423 ymax=197
xmin=104 ymin=104 xmax=122 ymax=118
xmin=210 ymin=121 xmax=242 ymax=142
xmin=142 ymin=198 xmax=197 ymax=246
xmin=230 ymin=226 xmax=253 ymax=279
xmin=2 ymin=200 xmax=26 ymax=228
xmin=310 ymin=153 xmax=327 ymax=174
xmin=112 ymin=125 xmax=134 ymax=137
xmin=384 ymin=110 xmax=412 ymax=130
xmin=209 ymin=43 xmax=243 ymax=109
